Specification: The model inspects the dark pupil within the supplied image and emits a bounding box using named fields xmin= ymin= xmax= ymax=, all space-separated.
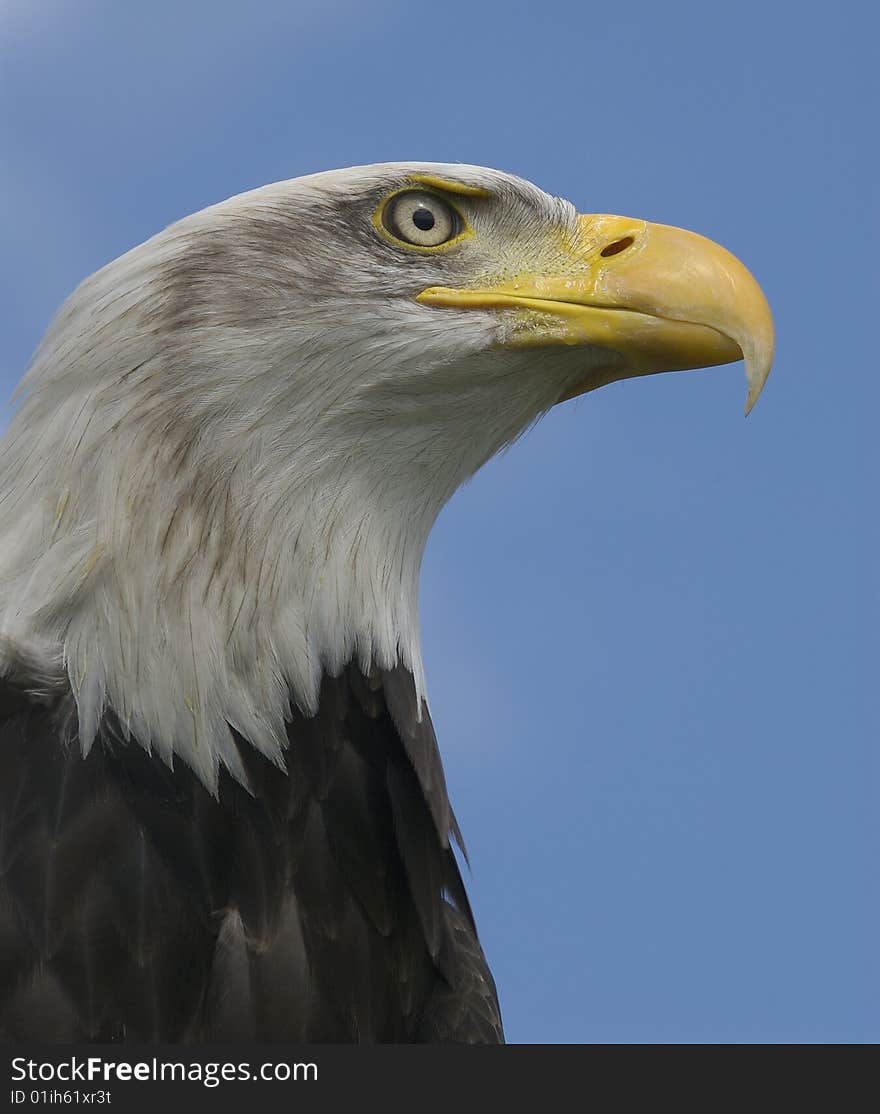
xmin=412 ymin=206 xmax=435 ymax=231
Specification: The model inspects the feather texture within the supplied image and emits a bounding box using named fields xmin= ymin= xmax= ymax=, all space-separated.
xmin=0 ymin=657 xmax=503 ymax=1043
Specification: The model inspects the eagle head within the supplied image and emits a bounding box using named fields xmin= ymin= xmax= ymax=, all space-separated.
xmin=0 ymin=163 xmax=773 ymax=788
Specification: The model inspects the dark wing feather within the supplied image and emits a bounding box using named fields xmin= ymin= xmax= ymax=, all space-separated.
xmin=419 ymin=904 xmax=506 ymax=1044
xmin=0 ymin=658 xmax=503 ymax=1042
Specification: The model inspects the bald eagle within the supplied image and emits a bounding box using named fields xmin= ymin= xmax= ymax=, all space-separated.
xmin=0 ymin=164 xmax=772 ymax=1042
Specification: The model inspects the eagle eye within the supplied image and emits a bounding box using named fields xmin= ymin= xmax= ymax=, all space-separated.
xmin=381 ymin=191 xmax=462 ymax=248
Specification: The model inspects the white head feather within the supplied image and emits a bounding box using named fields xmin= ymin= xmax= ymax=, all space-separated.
xmin=0 ymin=163 xmax=591 ymax=789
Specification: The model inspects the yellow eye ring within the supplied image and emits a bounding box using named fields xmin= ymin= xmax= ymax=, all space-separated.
xmin=373 ymin=187 xmax=473 ymax=253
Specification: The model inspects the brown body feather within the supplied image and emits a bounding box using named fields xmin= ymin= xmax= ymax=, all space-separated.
xmin=0 ymin=660 xmax=502 ymax=1042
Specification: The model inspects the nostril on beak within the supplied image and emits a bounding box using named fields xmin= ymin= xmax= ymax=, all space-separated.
xmin=600 ymin=236 xmax=635 ymax=258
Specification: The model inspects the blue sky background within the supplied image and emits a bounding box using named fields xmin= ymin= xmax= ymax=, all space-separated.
xmin=1 ymin=0 xmax=875 ymax=1043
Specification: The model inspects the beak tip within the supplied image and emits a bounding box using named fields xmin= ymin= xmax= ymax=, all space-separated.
xmin=744 ymin=376 xmax=769 ymax=417
xmin=742 ymin=346 xmax=773 ymax=417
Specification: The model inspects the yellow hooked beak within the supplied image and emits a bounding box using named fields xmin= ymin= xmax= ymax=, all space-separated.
xmin=417 ymin=214 xmax=774 ymax=415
